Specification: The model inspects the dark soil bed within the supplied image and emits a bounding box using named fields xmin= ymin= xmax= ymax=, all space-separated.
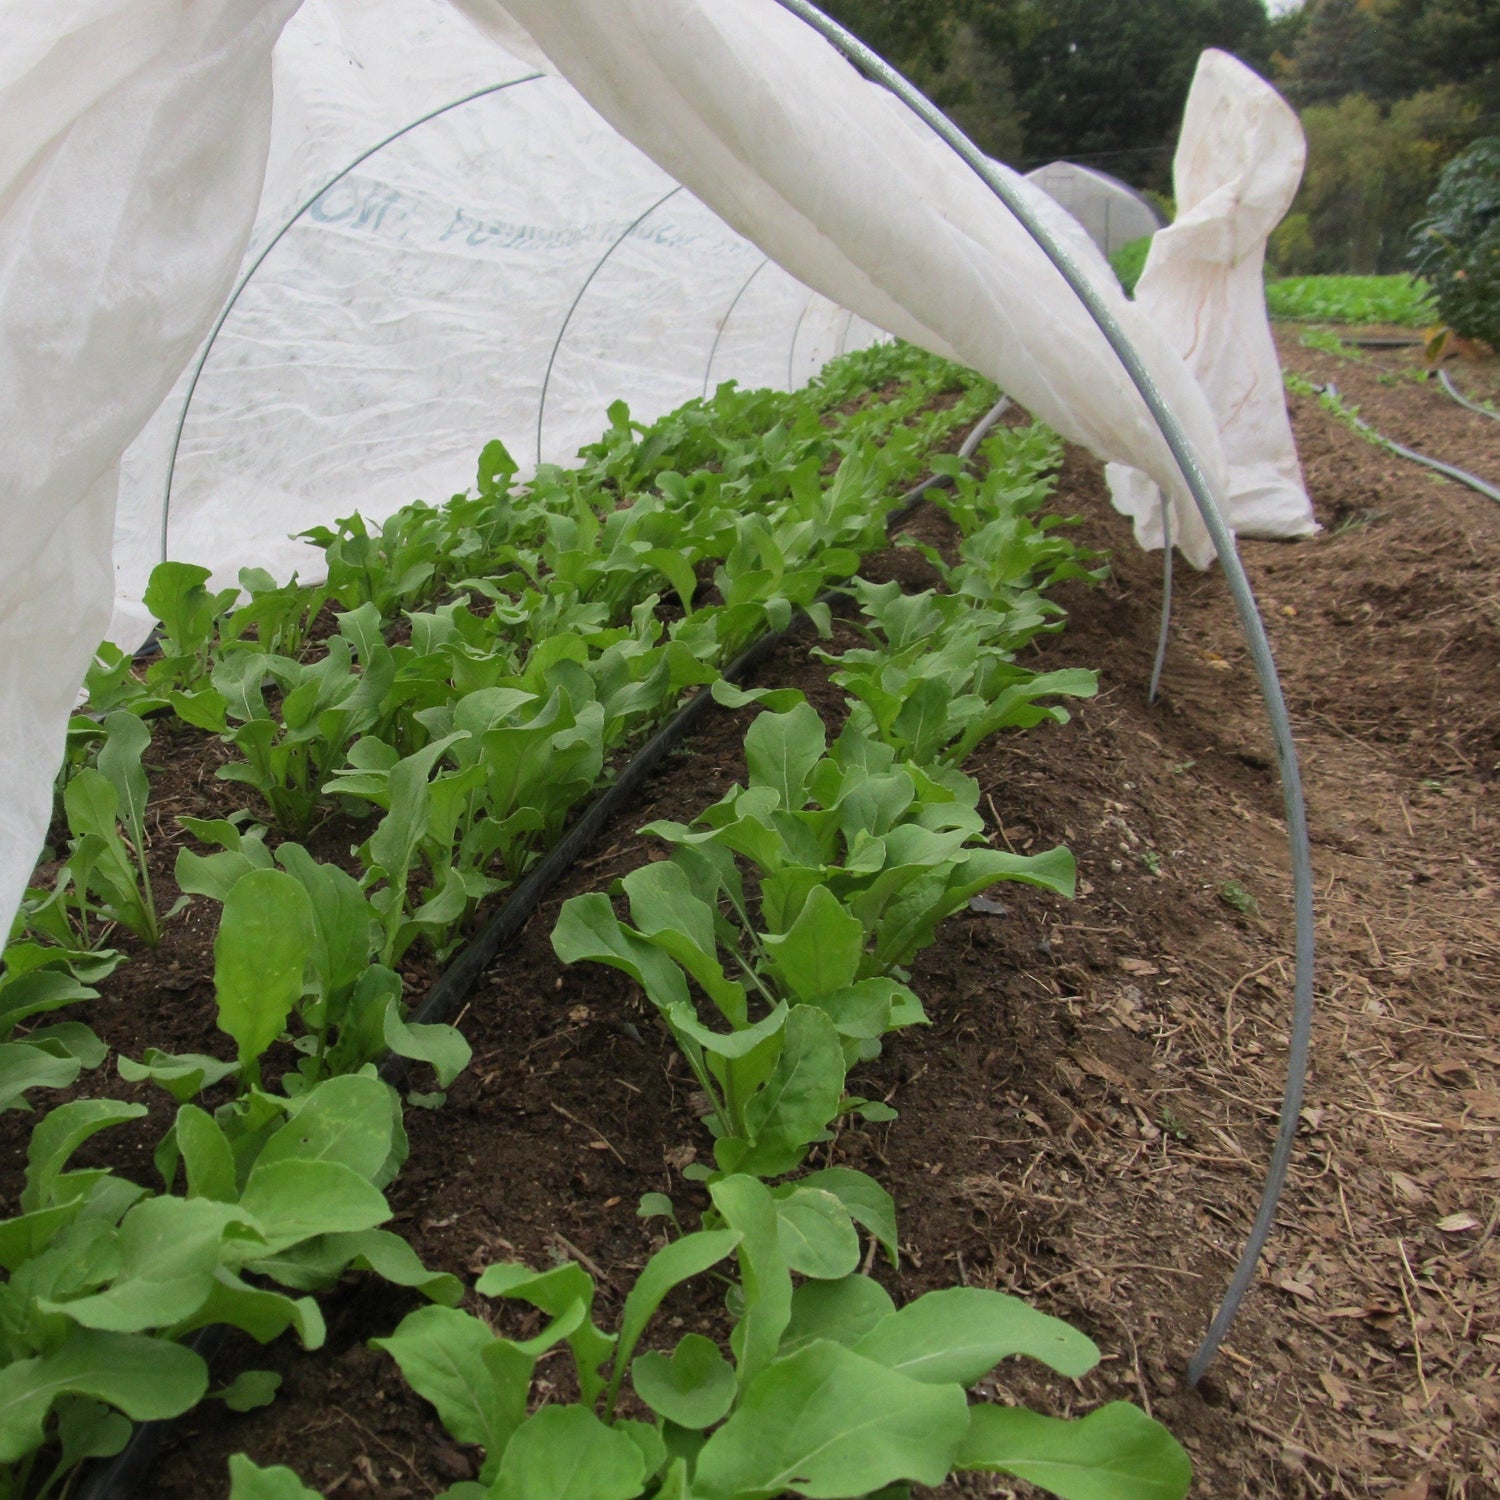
xmin=18 ymin=329 xmax=1500 ymax=1499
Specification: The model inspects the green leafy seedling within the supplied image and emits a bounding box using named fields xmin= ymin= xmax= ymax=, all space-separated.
xmin=345 ymin=1174 xmax=1188 ymax=1500
xmin=1218 ymin=880 xmax=1258 ymax=917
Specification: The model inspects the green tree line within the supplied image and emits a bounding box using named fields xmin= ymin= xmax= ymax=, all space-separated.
xmin=1270 ymin=0 xmax=1496 ymax=272
xmin=822 ymin=0 xmax=1499 ymax=273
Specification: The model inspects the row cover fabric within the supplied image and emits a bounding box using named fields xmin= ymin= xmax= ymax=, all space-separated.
xmin=1 ymin=0 xmax=303 ymax=943
xmin=0 ymin=0 xmax=1309 ymax=938
xmin=1106 ymin=50 xmax=1315 ymax=550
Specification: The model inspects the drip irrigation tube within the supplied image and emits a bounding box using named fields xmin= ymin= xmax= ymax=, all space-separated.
xmin=1438 ymin=368 xmax=1500 ymax=424
xmin=1323 ymin=381 xmax=1500 ymax=505
xmin=72 ymin=1322 xmax=226 ymax=1500
xmin=773 ymin=0 xmax=1317 ymax=1388
xmin=958 ymin=396 xmax=1012 ymax=461
xmin=75 ymin=400 xmax=1006 ymax=1500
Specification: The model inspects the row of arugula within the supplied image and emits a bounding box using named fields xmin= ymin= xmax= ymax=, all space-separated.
xmin=1 ymin=345 xmax=1191 ymax=1500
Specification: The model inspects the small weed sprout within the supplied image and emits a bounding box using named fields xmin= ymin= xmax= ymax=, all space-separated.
xmin=1219 ymin=880 xmax=1259 ymax=916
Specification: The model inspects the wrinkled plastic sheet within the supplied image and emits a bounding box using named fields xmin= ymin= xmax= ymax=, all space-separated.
xmin=1 ymin=0 xmax=302 ymax=939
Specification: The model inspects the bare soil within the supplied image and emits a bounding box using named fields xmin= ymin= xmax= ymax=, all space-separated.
xmin=13 ymin=329 xmax=1500 ymax=1498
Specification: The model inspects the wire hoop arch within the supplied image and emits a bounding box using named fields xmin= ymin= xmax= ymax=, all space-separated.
xmin=769 ymin=0 xmax=1316 ymax=1385
xmin=785 ymin=293 xmax=818 ymax=389
xmin=702 ymin=258 xmax=771 ymax=400
xmin=158 ymin=74 xmax=546 ymax=566
xmin=534 ymin=184 xmax=686 ymax=466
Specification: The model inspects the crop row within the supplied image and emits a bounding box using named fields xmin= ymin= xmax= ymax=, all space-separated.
xmin=0 ymin=345 xmax=994 ymax=1497
xmin=0 ymin=347 xmax=1188 ymax=1498
xmin=226 ymin=410 xmax=1185 ymax=1498
xmin=244 ymin=428 xmax=1185 ymax=1499
xmin=11 ymin=344 xmax=989 ymax=1108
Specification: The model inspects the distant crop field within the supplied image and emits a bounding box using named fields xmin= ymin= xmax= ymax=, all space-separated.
xmin=1265 ymin=273 xmax=1436 ymax=327
xmin=1109 ymin=245 xmax=1436 ymax=330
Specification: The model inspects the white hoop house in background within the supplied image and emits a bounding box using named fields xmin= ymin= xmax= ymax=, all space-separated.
xmin=1025 ymin=160 xmax=1165 ymax=259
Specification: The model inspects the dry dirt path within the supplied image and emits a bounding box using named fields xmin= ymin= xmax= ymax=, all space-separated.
xmin=896 ymin=331 xmax=1498 ymax=1497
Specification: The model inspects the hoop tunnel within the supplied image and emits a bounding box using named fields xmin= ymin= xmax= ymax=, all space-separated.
xmin=154 ymin=83 xmax=879 ymax=579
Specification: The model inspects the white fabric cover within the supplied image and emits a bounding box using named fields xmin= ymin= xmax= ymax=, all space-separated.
xmin=0 ymin=0 xmax=301 ymax=937
xmin=1106 ymin=50 xmax=1314 ymax=559
xmin=0 ymin=1 xmax=1302 ymax=938
xmin=1025 ymin=161 xmax=1164 ymax=259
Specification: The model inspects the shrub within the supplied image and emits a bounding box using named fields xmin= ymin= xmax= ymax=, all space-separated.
xmin=1268 ymin=211 xmax=1317 ymax=277
xmin=1409 ymin=135 xmax=1500 ymax=347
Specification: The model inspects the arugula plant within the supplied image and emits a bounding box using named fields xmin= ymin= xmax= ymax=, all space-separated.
xmin=327 ymin=693 xmax=595 ymax=966
xmin=3 ymin=848 xmax=465 ymax=1491
xmin=197 ymin=437 xmax=904 ymax=941
xmin=575 ymin=341 xmax=996 ymax=506
xmin=139 ymin=562 xmax=240 ymax=696
xmin=913 ymin=435 xmax=1102 ymax=619
xmin=147 ymin=828 xmax=470 ymax=1096
xmin=130 ymin=352 xmax=990 ymax=875
xmin=324 ymin=620 xmax=721 ymax=964
xmin=0 ymin=932 xmax=118 ymax=1113
xmin=554 ymin=705 xmax=1074 ymax=1178
xmin=929 ymin=420 xmax=1064 ymax=532
xmin=83 ymin=568 xmax=324 ymax=722
xmin=798 ymin=419 xmax=1100 ymax=770
xmin=218 ymin=568 xmax=328 ymax=662
xmin=528 ymin=477 xmax=707 ymax=628
xmin=229 ymin=1173 xmax=1189 ymax=1500
xmin=300 ymin=439 xmax=533 ymax=623
xmin=0 ymin=1073 xmax=459 ymax=1500
xmin=167 ymin=622 xmax=397 ymax=837
xmin=47 ymin=712 xmax=178 ymax=949
xmin=299 ymin=507 xmax=445 ymax=620
xmin=817 ymin=579 xmax=1098 ymax=767
xmin=369 ymin=596 xmax=523 ymax=752
xmin=677 ymin=456 xmax=887 ymax=660
xmin=79 ymin=648 xmax=162 ymax=719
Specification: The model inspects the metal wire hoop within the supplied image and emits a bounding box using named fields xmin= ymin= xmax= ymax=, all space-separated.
xmin=158 ymin=75 xmax=545 ymax=564
xmin=768 ymin=0 xmax=1316 ymax=1384
xmin=702 ymin=258 xmax=771 ymax=399
xmin=534 ymin=184 xmax=685 ymax=465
